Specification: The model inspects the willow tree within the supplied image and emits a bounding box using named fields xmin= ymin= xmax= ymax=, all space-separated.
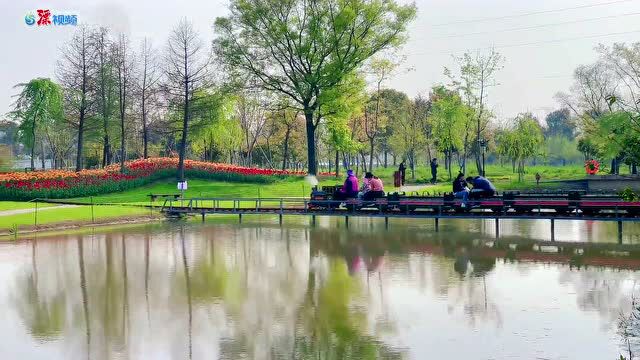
xmin=214 ymin=0 xmax=416 ymax=175
xmin=11 ymin=78 xmax=64 ymax=170
xmin=497 ymin=113 xmax=544 ymax=181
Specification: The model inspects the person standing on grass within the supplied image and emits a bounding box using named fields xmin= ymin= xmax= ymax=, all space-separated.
xmin=399 ymin=162 xmax=406 ymax=186
xmin=430 ymin=158 xmax=438 ymax=184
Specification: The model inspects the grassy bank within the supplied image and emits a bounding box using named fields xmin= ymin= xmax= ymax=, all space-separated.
xmin=0 ymin=205 xmax=152 ymax=232
xmin=0 ymin=201 xmax=55 ymax=211
xmin=0 ymin=163 xmax=590 ymax=233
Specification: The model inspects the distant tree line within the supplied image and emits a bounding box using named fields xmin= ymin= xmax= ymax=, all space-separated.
xmin=8 ymin=0 xmax=638 ymax=180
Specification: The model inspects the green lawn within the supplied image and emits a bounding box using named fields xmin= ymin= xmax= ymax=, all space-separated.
xmin=69 ymin=178 xmax=347 ymax=205
xmin=60 ymin=164 xmax=586 ymax=206
xmin=0 ymin=201 xmax=55 ymax=211
xmin=0 ymin=205 xmax=151 ymax=230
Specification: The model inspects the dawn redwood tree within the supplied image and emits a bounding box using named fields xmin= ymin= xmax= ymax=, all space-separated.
xmin=57 ymin=26 xmax=97 ymax=171
xmin=214 ymin=0 xmax=416 ymax=175
xmin=165 ymin=19 xmax=209 ymax=182
xmin=138 ymin=37 xmax=161 ymax=159
xmin=114 ymin=33 xmax=134 ymax=174
xmin=92 ymin=27 xmax=116 ymax=167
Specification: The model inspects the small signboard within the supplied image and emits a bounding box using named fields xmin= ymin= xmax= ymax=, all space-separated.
xmin=177 ymin=181 xmax=188 ymax=191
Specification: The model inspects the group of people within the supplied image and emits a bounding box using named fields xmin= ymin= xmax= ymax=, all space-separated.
xmin=452 ymin=173 xmax=496 ymax=207
xmin=334 ymin=170 xmax=385 ymax=201
xmin=333 ymin=166 xmax=496 ymax=208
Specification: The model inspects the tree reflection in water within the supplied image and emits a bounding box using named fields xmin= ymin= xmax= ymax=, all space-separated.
xmin=7 ymin=220 xmax=640 ymax=359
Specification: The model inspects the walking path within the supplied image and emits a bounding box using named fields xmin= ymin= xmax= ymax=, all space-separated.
xmin=0 ymin=204 xmax=79 ymax=217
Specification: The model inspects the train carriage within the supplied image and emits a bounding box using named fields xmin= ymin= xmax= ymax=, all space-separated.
xmin=309 ymin=186 xmax=640 ymax=217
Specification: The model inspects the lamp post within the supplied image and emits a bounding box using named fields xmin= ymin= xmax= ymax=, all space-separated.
xmin=478 ymin=138 xmax=487 ymax=177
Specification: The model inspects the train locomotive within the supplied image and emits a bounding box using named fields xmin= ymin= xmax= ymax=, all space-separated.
xmin=309 ymin=185 xmax=640 ymax=216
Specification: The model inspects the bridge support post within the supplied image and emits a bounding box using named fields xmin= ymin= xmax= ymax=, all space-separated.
xmin=311 ymin=215 xmax=316 ymax=226
xmin=201 ymin=212 xmax=205 ymax=223
xmin=279 ymin=214 xmax=283 ymax=226
xmin=345 ymin=216 xmax=349 ymax=228
xmin=239 ymin=213 xmax=242 ymax=224
xmin=434 ymin=218 xmax=439 ymax=232
xmin=385 ymin=216 xmax=389 ymax=229
xmin=618 ymin=220 xmax=623 ymax=244
xmin=495 ymin=218 xmax=499 ymax=238
xmin=551 ymin=219 xmax=555 ymax=242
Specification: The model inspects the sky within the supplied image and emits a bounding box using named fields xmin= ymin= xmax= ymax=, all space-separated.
xmin=2 ymin=0 xmax=640 ymax=123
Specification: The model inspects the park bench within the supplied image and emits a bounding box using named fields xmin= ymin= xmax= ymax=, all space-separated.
xmin=148 ymin=193 xmax=182 ymax=202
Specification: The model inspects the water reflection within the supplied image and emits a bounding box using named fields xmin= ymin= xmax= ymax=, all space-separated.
xmin=2 ymin=218 xmax=640 ymax=359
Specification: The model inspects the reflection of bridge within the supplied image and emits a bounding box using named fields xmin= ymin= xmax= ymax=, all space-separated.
xmin=161 ymin=197 xmax=640 ymax=242
xmin=310 ymin=230 xmax=640 ymax=271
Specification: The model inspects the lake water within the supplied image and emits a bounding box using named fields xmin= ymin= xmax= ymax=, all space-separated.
xmin=1 ymin=216 xmax=640 ymax=359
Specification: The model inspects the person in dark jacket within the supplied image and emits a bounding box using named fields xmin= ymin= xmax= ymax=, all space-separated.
xmin=398 ymin=162 xmax=406 ymax=186
xmin=466 ymin=175 xmax=497 ymax=198
xmin=452 ymin=173 xmax=469 ymax=207
xmin=430 ymin=158 xmax=438 ymax=184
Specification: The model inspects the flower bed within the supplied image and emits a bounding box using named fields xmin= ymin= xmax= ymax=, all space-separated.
xmin=0 ymin=158 xmax=311 ymax=200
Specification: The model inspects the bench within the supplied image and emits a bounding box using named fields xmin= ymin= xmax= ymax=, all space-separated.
xmin=148 ymin=194 xmax=182 ymax=202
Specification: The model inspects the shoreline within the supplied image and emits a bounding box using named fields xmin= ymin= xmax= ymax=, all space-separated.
xmin=0 ymin=214 xmax=165 ymax=239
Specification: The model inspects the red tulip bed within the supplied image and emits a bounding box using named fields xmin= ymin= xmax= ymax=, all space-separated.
xmin=0 ymin=157 xmax=321 ymax=200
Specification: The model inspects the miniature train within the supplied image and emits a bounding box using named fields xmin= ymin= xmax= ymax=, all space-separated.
xmin=309 ymin=186 xmax=640 ymax=216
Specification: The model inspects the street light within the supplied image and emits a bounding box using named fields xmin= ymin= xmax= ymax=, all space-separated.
xmin=478 ymin=138 xmax=487 ymax=177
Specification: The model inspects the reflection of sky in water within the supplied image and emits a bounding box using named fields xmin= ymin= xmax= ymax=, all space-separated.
xmin=0 ymin=218 xmax=638 ymax=359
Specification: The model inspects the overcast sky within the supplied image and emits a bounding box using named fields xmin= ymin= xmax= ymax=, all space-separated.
xmin=2 ymin=0 xmax=640 ymax=123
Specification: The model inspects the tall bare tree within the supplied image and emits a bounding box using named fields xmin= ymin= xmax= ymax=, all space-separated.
xmin=165 ymin=19 xmax=209 ymax=182
xmin=92 ymin=27 xmax=116 ymax=168
xmin=57 ymin=26 xmax=97 ymax=171
xmin=237 ymin=93 xmax=267 ymax=166
xmin=446 ymin=49 xmax=503 ymax=175
xmin=138 ymin=38 xmax=161 ymax=159
xmin=114 ymin=33 xmax=135 ymax=174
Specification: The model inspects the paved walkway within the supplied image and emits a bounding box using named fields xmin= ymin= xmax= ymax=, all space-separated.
xmin=0 ymin=204 xmax=78 ymax=217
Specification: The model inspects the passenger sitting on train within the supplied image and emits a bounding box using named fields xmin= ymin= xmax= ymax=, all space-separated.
xmin=453 ymin=173 xmax=470 ymax=207
xmin=466 ymin=175 xmax=497 ymax=198
xmin=364 ymin=174 xmax=385 ymax=201
xmin=358 ymin=172 xmax=373 ymax=199
xmin=335 ymin=169 xmax=359 ymax=200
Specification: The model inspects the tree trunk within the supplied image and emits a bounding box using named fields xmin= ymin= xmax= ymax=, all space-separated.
xmin=76 ymin=106 xmax=85 ymax=172
xmin=177 ymin=70 xmax=189 ymax=182
xmin=40 ymin=140 xmax=46 ymax=169
xmin=282 ymin=126 xmax=291 ymax=171
xmin=384 ymin=151 xmax=388 ymax=168
xmin=30 ymin=144 xmax=35 ymax=171
xmin=335 ymin=150 xmax=339 ymax=178
xmin=142 ymin=98 xmax=148 ymax=159
xmin=120 ymin=111 xmax=125 ymax=174
xmin=304 ymin=110 xmax=317 ymax=175
xmin=368 ymin=139 xmax=374 ymax=171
